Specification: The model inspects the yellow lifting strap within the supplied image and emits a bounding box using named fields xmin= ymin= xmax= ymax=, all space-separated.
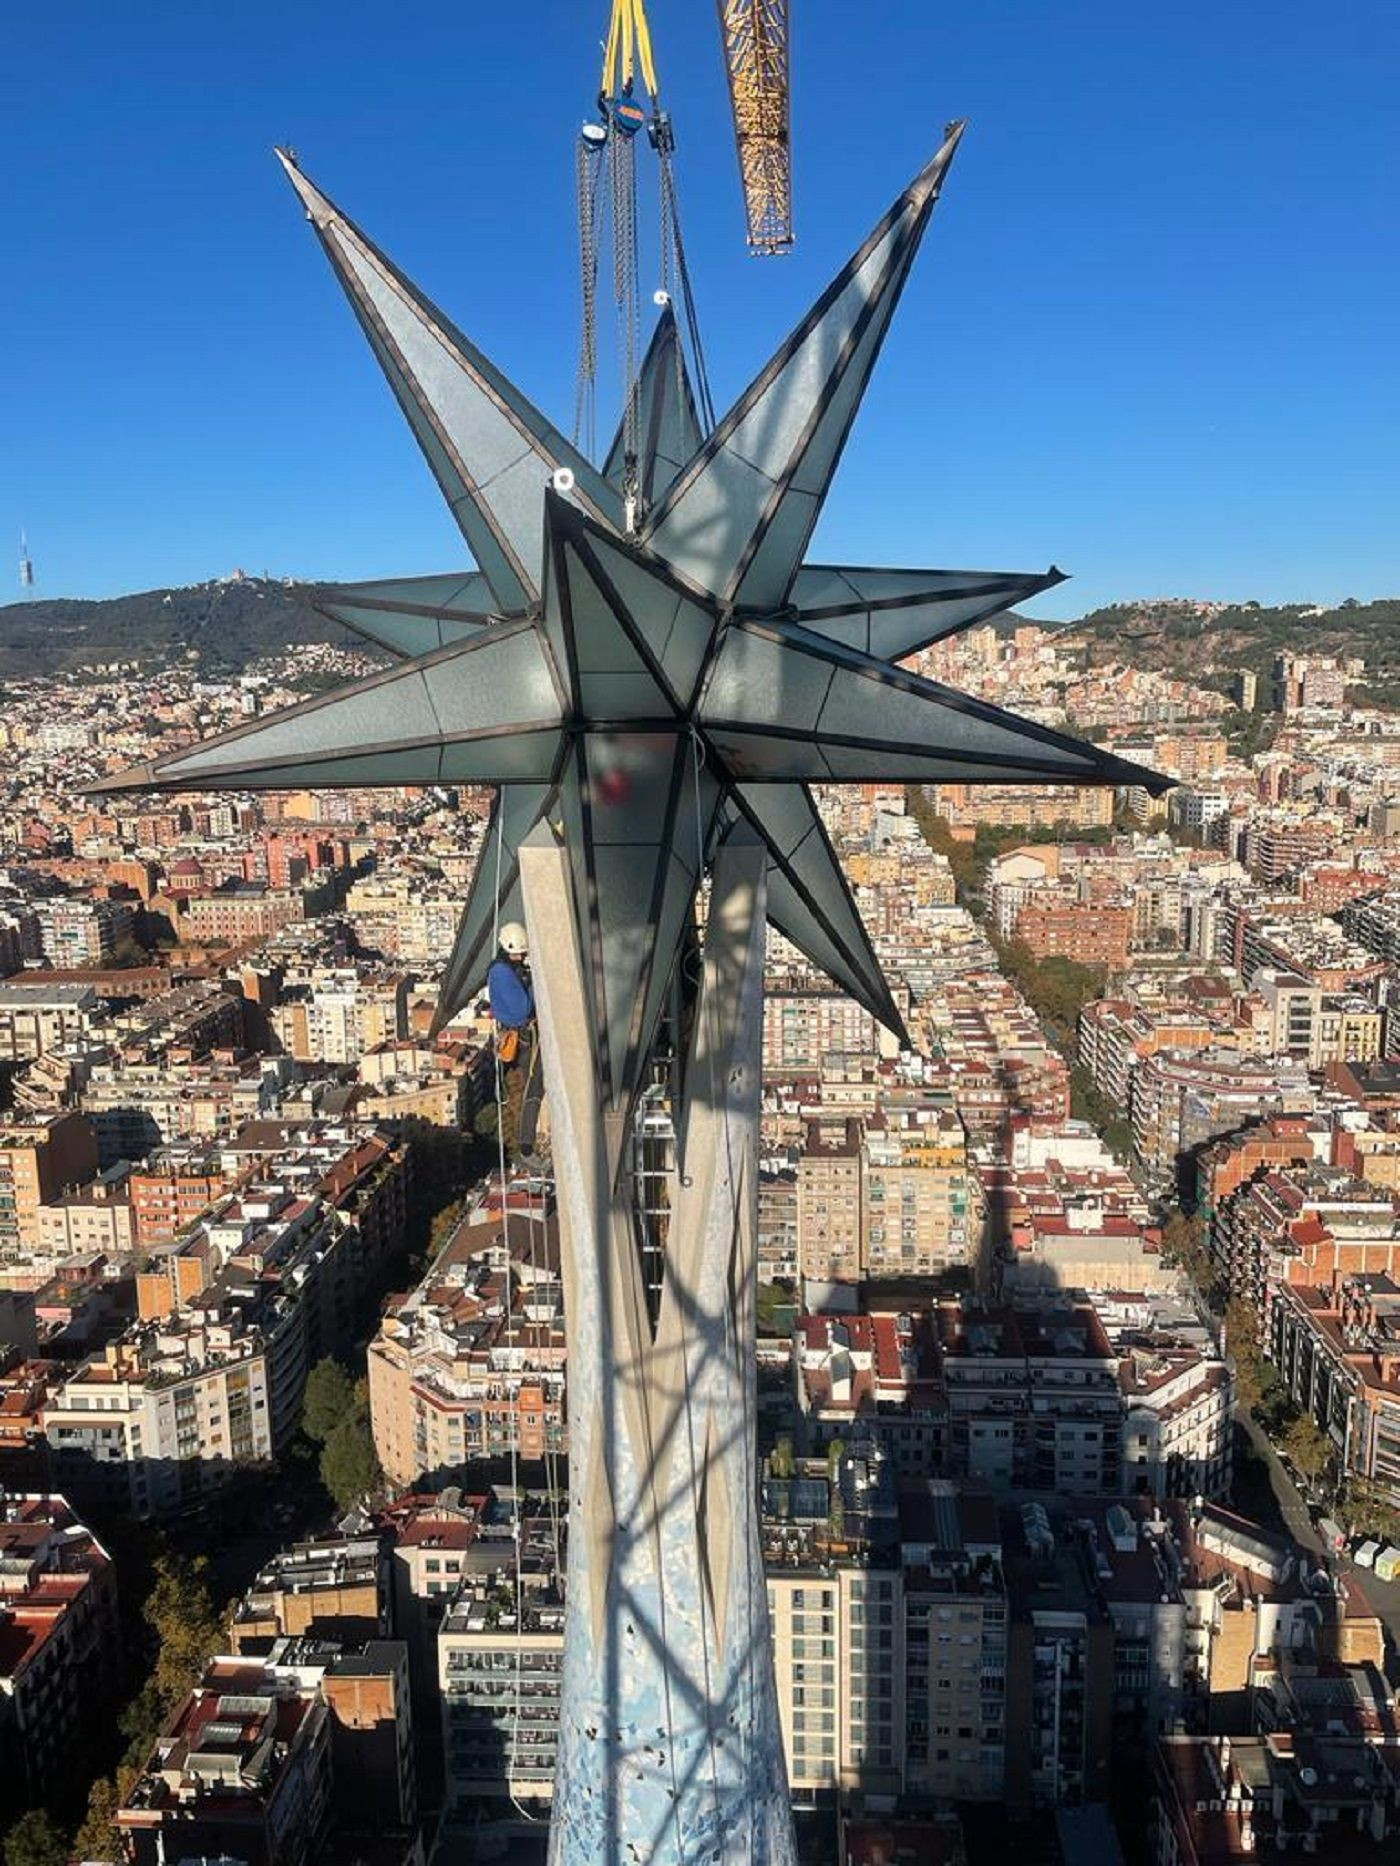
xmin=602 ymin=0 xmax=658 ymax=101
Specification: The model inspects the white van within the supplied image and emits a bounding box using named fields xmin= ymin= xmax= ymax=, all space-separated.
xmin=1354 ymin=1538 xmax=1382 ymax=1569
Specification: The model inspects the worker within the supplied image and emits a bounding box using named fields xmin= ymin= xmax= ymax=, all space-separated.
xmin=487 ymin=922 xmax=544 ymax=1166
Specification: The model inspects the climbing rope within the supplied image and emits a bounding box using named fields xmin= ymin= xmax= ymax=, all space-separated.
xmin=676 ymin=729 xmax=736 ymax=1829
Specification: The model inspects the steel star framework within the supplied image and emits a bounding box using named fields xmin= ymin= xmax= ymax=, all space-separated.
xmin=102 ymin=123 xmax=1165 ymax=1135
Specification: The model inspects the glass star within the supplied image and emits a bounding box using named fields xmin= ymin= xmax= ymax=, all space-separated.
xmin=100 ymin=125 xmax=1166 ymax=1119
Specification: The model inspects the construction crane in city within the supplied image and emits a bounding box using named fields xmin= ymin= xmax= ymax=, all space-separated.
xmin=716 ymin=0 xmax=793 ymax=254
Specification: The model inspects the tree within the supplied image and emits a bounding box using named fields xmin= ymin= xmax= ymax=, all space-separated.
xmin=1225 ymin=1299 xmax=1291 ymax=1429
xmin=74 ymin=1773 xmax=126 ymax=1864
xmin=320 ymin=1412 xmax=381 ymax=1513
xmin=146 ymin=1553 xmax=223 ymax=1715
xmin=1225 ymin=1298 xmax=1264 ymax=1411
xmin=3 ymin=1812 xmax=67 ymax=1866
xmin=1162 ymin=1211 xmax=1219 ymax=1302
xmin=302 ymin=1358 xmax=356 ymax=1446
xmin=1340 ymin=1478 xmax=1400 ymax=1543
xmin=1281 ymin=1413 xmax=1334 ymax=1486
xmin=427 ymin=1197 xmax=467 ymax=1260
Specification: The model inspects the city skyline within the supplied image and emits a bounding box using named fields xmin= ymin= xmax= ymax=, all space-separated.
xmin=4 ymin=0 xmax=1397 ymax=611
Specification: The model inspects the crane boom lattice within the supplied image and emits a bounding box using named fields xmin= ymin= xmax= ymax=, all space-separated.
xmin=717 ymin=0 xmax=792 ymax=254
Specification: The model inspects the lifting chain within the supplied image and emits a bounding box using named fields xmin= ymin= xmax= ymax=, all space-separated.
xmin=573 ymin=134 xmax=603 ymax=457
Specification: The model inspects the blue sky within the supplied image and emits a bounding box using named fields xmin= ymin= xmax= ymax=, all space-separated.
xmin=4 ymin=0 xmax=1396 ymax=614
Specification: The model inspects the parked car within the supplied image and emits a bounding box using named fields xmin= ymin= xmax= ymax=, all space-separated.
xmin=1374 ymin=1546 xmax=1400 ymax=1583
xmin=1354 ymin=1537 xmax=1382 ymax=1569
xmin=1318 ymin=1516 xmax=1346 ymax=1553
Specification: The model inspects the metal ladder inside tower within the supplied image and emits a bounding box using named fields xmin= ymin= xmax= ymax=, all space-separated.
xmin=574 ymin=0 xmax=716 ymax=526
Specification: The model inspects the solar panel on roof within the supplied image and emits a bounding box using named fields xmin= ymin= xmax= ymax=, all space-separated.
xmin=201 ymin=1721 xmax=246 ymax=1747
xmin=789 ymin=1479 xmax=827 ymax=1521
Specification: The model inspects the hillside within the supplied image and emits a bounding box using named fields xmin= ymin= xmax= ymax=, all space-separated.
xmin=1064 ymin=597 xmax=1400 ymax=694
xmin=6 ymin=578 xmax=1400 ymax=692
xmin=0 ymin=577 xmax=352 ymax=678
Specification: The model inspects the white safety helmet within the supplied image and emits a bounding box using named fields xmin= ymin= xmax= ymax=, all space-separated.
xmin=499 ymin=921 xmax=529 ymax=959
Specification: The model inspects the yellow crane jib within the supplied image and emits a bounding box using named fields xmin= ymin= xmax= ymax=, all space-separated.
xmin=717 ymin=0 xmax=793 ymax=254
xmin=602 ymin=0 xmax=659 ymax=134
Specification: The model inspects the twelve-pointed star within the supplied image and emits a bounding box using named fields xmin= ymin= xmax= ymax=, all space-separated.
xmin=99 ymin=122 xmax=1167 ymax=1120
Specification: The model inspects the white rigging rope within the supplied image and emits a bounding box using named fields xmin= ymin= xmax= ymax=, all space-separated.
xmin=486 ymin=808 xmax=540 ymax=1827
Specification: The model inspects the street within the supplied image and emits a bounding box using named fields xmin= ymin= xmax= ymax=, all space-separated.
xmin=1233 ymin=1409 xmax=1400 ymax=1680
xmin=1234 ymin=1411 xmax=1321 ymax=1554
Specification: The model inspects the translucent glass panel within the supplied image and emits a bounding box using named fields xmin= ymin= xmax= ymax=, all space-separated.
xmin=318 ymin=571 xmax=498 ymax=615
xmin=432 ymin=785 xmax=555 ymax=1032
xmin=643 ymin=132 xmax=960 ymax=610
xmin=701 ymin=620 xmax=1141 ymax=786
xmin=542 ymin=531 xmax=674 ymax=719
xmin=584 ymin=533 xmax=718 ymax=707
xmin=282 ymin=153 xmax=622 ymax=612
xmin=790 ymin=566 xmax=1064 ymax=658
xmin=146 ymin=627 xmax=562 ymax=791
xmin=730 ymin=784 xmax=902 ymax=1037
xmin=313 ymin=598 xmax=491 ymax=659
xmin=558 ymin=734 xmax=718 ymax=1111
xmin=702 ymin=625 xmax=837 ymax=734
xmin=604 ymin=307 xmax=705 ymax=507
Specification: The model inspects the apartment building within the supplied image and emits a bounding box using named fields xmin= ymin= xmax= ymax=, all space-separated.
xmin=793 ymin=1312 xmax=946 ymax=1476
xmin=0 ymin=1492 xmax=119 ymax=1817
xmin=128 ymin=1149 xmax=233 ymax=1246
xmin=758 ymin=1166 xmax=799 ymax=1281
xmin=763 ymin=1451 xmax=906 ymax=1803
xmin=899 ymin=1481 xmax=1006 ymax=1800
xmin=1211 ymin=1165 xmax=1399 ymax=1317
xmin=44 ymin=1321 xmax=274 ymax=1519
xmin=1131 ymin=1050 xmax=1314 ymax=1189
xmin=230 ymin=1535 xmax=389 ymax=1652
xmin=116 ymin=1653 xmax=336 ymax=1866
xmin=931 ymin=784 xmax=1115 ymax=832
xmin=1002 ymin=1503 xmax=1116 ymax=1807
xmin=1014 ymin=894 xmax=1134 ymax=970
xmin=0 ymin=1358 xmax=51 ymax=1489
xmin=0 ymin=981 xmax=104 ymax=1061
xmin=796 ymin=1121 xmax=864 ymax=1287
xmin=36 ymin=1165 xmax=135 ymax=1263
xmin=271 ymin=966 xmax=409 ymax=1063
xmin=33 ymin=896 xmax=133 ymax=967
xmin=368 ymin=1215 xmax=566 ymax=1489
xmin=1341 ymin=888 xmax=1400 ymax=966
xmin=1194 ymin=1115 xmax=1321 ymax=1228
xmin=1120 ymin=1347 xmax=1234 ymax=1502
xmin=1250 ymin=967 xmax=1383 ymax=1068
xmin=0 ymin=1111 xmax=99 ymax=1264
xmin=1271 ymin=1274 xmax=1400 ymax=1506
xmin=862 ymin=1108 xmax=971 ymax=1280
xmin=439 ymin=1584 xmax=566 ymax=1811
xmin=1154 ymin=1730 xmax=1400 ymax=1866
xmin=937 ymin=1301 xmax=1123 ymax=1495
xmin=80 ymin=1056 xmax=285 ymax=1166
xmin=988 ymin=1120 xmax=1165 ymax=1296
xmin=1078 ymin=997 xmax=1227 ymax=1115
